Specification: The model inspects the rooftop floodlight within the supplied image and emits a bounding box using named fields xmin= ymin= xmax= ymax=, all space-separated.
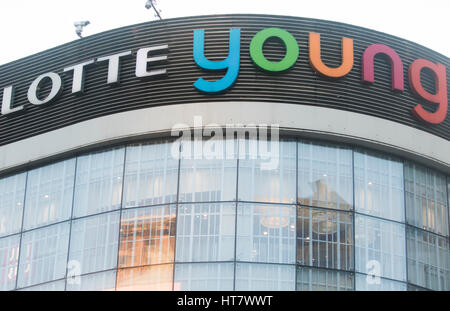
xmin=74 ymin=21 xmax=90 ymax=38
xmin=145 ymin=0 xmax=162 ymax=20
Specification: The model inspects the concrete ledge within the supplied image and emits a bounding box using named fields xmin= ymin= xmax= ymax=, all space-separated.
xmin=0 ymin=101 xmax=449 ymax=175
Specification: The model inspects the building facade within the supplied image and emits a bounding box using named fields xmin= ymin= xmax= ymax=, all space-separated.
xmin=0 ymin=14 xmax=449 ymax=291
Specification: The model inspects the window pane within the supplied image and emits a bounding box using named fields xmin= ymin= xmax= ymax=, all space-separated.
xmin=354 ymin=150 xmax=404 ymax=222
xmin=0 ymin=173 xmax=26 ymax=237
xmin=297 ymin=207 xmax=353 ymax=270
xmin=238 ymin=139 xmax=296 ymax=204
xmin=179 ymin=139 xmax=237 ymax=202
xmin=116 ymin=265 xmax=173 ymax=291
xmin=23 ymin=159 xmax=76 ymax=230
xmin=66 ymin=270 xmax=116 ymax=291
xmin=235 ymin=263 xmax=295 ymax=291
xmin=298 ymin=140 xmax=353 ymax=211
xmin=119 ymin=205 xmax=176 ymax=267
xmin=123 ymin=142 xmax=179 ymax=208
xmin=355 ymin=273 xmax=406 ymax=291
xmin=176 ymin=203 xmax=235 ymax=262
xmin=18 ymin=222 xmax=70 ymax=288
xmin=174 ymin=263 xmax=234 ymax=291
xmin=297 ymin=267 xmax=354 ymax=291
xmin=19 ymin=279 xmax=65 ymax=291
xmin=405 ymin=162 xmax=448 ymax=236
xmin=68 ymin=212 xmax=120 ymax=275
xmin=73 ymin=148 xmax=125 ymax=218
xmin=407 ymin=226 xmax=450 ymax=291
xmin=355 ymin=215 xmax=406 ymax=281
xmin=0 ymin=235 xmax=20 ymax=291
xmin=237 ymin=203 xmax=296 ymax=264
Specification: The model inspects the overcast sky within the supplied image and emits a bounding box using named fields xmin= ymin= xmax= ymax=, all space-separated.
xmin=0 ymin=0 xmax=448 ymax=65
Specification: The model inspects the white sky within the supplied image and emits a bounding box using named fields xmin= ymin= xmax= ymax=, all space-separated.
xmin=0 ymin=0 xmax=448 ymax=66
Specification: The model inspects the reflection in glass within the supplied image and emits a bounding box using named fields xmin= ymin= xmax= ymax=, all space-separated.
xmin=297 ymin=266 xmax=353 ymax=291
xmin=405 ymin=162 xmax=448 ymax=236
xmin=0 ymin=173 xmax=26 ymax=237
xmin=18 ymin=222 xmax=70 ymax=288
xmin=174 ymin=263 xmax=234 ymax=291
xmin=69 ymin=212 xmax=120 ymax=275
xmin=298 ymin=141 xmax=353 ymax=210
xmin=297 ymin=207 xmax=353 ymax=271
xmin=73 ymin=148 xmax=125 ymax=218
xmin=0 ymin=235 xmax=20 ymax=291
xmin=407 ymin=227 xmax=449 ymax=291
xmin=355 ymin=215 xmax=406 ymax=281
xmin=354 ymin=150 xmax=404 ymax=222
xmin=239 ymin=140 xmax=296 ymax=204
xmin=176 ymin=203 xmax=235 ymax=262
xmin=355 ymin=273 xmax=406 ymax=291
xmin=179 ymin=139 xmax=237 ymax=202
xmin=235 ymin=263 xmax=295 ymax=291
xmin=123 ymin=142 xmax=179 ymax=208
xmin=119 ymin=205 xmax=176 ymax=267
xmin=237 ymin=203 xmax=296 ymax=264
xmin=23 ymin=159 xmax=75 ymax=230
xmin=116 ymin=264 xmax=173 ymax=291
xmin=66 ymin=270 xmax=116 ymax=291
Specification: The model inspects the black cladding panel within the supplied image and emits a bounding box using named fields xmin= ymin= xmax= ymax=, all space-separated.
xmin=0 ymin=14 xmax=448 ymax=146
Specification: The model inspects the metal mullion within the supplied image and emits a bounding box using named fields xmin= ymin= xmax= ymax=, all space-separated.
xmin=403 ymin=160 xmax=410 ymax=288
xmin=114 ymin=145 xmax=128 ymax=291
xmin=351 ymin=148 xmax=356 ymax=290
xmin=70 ymin=208 xmax=122 ymax=222
xmin=233 ymin=200 xmax=299 ymax=207
xmin=65 ymin=267 xmax=118 ymax=290
xmin=156 ymin=204 xmax=163 ymax=266
xmin=14 ymin=171 xmax=28 ymax=290
xmin=447 ymin=176 xmax=450 ymax=290
xmin=295 ymin=139 xmax=299 ymax=291
xmin=84 ymin=154 xmax=93 ymax=220
xmin=405 ymin=222 xmax=450 ymax=240
xmin=295 ymin=264 xmax=354 ymax=276
xmin=233 ymin=136 xmax=239 ymax=291
xmin=336 ymin=210 xmax=341 ymax=272
xmin=171 ymin=140 xmax=182 ymax=291
xmin=447 ymin=176 xmax=450 ymax=242
xmin=176 ymin=200 xmax=238 ymax=205
xmin=16 ymin=278 xmax=66 ymax=291
xmin=64 ymin=157 xmax=79 ymax=291
xmin=353 ymin=211 xmax=407 ymax=227
xmin=356 ymin=272 xmax=407 ymax=287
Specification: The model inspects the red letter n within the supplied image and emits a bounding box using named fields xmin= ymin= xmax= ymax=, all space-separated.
xmin=362 ymin=44 xmax=404 ymax=91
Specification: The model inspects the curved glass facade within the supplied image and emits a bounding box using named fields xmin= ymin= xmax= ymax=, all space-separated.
xmin=0 ymin=138 xmax=448 ymax=291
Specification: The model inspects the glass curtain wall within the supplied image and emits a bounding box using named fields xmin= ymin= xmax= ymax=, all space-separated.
xmin=0 ymin=138 xmax=448 ymax=291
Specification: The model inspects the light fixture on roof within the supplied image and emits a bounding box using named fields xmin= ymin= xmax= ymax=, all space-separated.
xmin=145 ymin=0 xmax=162 ymax=20
xmin=74 ymin=21 xmax=90 ymax=38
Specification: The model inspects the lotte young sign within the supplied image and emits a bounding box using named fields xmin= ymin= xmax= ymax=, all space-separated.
xmin=1 ymin=26 xmax=448 ymax=126
xmin=193 ymin=27 xmax=448 ymax=125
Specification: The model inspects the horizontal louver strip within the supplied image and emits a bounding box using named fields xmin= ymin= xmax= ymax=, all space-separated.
xmin=0 ymin=14 xmax=448 ymax=147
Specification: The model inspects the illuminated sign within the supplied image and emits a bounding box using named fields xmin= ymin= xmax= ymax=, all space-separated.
xmin=1 ymin=27 xmax=448 ymax=126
